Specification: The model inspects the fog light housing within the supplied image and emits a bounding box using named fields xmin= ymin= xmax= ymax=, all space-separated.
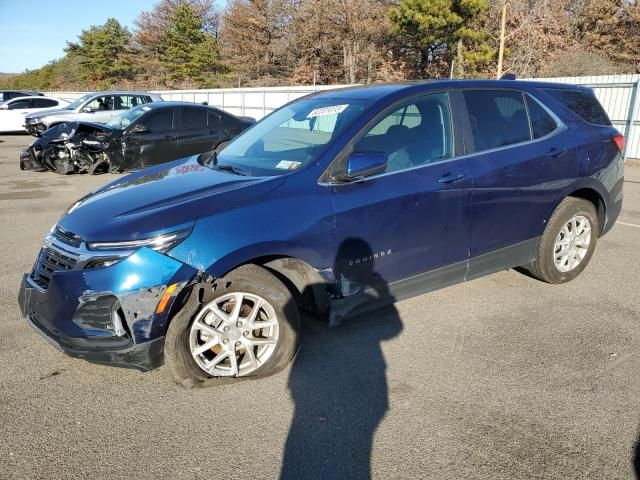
xmin=73 ymin=295 xmax=130 ymax=337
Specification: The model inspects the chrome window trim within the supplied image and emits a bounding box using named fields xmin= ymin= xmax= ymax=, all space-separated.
xmin=320 ymin=90 xmax=567 ymax=186
xmin=321 ymin=127 xmax=567 ymax=185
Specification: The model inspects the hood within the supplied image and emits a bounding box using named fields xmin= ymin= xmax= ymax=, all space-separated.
xmin=26 ymin=108 xmax=71 ymax=120
xmin=36 ymin=121 xmax=115 ymax=144
xmin=57 ymin=156 xmax=285 ymax=242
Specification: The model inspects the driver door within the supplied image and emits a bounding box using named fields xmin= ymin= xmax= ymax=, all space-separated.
xmin=328 ymin=92 xmax=473 ymax=301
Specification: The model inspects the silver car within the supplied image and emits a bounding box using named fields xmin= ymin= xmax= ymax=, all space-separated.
xmin=24 ymin=91 xmax=164 ymax=136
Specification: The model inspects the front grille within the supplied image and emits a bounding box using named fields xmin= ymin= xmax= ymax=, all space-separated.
xmin=31 ymin=246 xmax=78 ymax=289
xmin=53 ymin=226 xmax=82 ymax=248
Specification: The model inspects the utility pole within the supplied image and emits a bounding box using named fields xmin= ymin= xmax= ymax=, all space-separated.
xmin=496 ymin=0 xmax=507 ymax=79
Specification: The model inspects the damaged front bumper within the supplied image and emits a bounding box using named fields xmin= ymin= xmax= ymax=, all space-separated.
xmin=19 ymin=122 xmax=121 ymax=175
xmin=24 ymin=120 xmax=48 ymax=137
xmin=18 ymin=245 xmax=198 ymax=371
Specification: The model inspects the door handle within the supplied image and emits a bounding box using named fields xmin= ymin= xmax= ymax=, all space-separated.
xmin=546 ymin=147 xmax=567 ymax=158
xmin=164 ymin=135 xmax=176 ymax=140
xmin=438 ymin=173 xmax=465 ymax=184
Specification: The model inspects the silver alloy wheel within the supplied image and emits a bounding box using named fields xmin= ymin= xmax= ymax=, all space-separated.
xmin=553 ymin=215 xmax=592 ymax=273
xmin=189 ymin=292 xmax=279 ymax=377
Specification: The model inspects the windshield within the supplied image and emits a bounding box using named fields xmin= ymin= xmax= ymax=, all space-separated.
xmin=106 ymin=105 xmax=149 ymax=130
xmin=213 ymin=98 xmax=371 ymax=176
xmin=63 ymin=93 xmax=94 ymax=110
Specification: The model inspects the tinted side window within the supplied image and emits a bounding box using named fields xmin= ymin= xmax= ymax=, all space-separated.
xmin=32 ymin=98 xmax=58 ymax=108
xmin=526 ymin=95 xmax=558 ymax=139
xmin=141 ymin=109 xmax=173 ymax=131
xmin=354 ymin=92 xmax=453 ymax=173
xmin=182 ymin=107 xmax=207 ymax=129
xmin=207 ymin=111 xmax=221 ymax=127
xmin=542 ymin=88 xmax=610 ymax=126
xmin=464 ymin=90 xmax=531 ymax=152
xmin=8 ymin=99 xmax=31 ymax=110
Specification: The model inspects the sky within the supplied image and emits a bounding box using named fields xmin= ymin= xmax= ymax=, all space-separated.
xmin=0 ymin=0 xmax=165 ymax=72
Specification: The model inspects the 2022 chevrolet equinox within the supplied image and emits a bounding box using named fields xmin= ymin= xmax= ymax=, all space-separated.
xmin=18 ymin=80 xmax=624 ymax=388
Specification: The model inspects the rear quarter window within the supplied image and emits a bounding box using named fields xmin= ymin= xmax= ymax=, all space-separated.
xmin=526 ymin=95 xmax=558 ymax=139
xmin=542 ymin=88 xmax=611 ymax=126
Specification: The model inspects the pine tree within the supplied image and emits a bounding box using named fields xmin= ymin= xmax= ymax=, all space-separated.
xmin=65 ymin=18 xmax=134 ymax=87
xmin=160 ymin=2 xmax=226 ymax=86
xmin=389 ymin=0 xmax=494 ymax=78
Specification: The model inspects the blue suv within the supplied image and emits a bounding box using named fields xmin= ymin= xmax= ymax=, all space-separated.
xmin=18 ymin=80 xmax=624 ymax=387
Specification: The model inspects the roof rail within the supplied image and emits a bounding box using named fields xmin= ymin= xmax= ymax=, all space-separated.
xmin=501 ymin=73 xmax=517 ymax=80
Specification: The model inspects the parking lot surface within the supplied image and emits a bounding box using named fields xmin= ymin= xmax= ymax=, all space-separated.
xmin=1 ymin=133 xmax=639 ymax=479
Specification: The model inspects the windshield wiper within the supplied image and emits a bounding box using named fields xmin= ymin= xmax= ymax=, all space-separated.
xmin=211 ymin=163 xmax=250 ymax=176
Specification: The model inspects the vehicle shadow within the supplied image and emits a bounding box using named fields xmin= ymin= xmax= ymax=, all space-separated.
xmin=279 ymin=238 xmax=403 ymax=480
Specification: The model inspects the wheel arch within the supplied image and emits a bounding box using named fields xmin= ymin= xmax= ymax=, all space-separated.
xmin=567 ymin=187 xmax=606 ymax=235
xmin=167 ymin=252 xmax=331 ymax=330
xmin=249 ymin=255 xmax=330 ymax=316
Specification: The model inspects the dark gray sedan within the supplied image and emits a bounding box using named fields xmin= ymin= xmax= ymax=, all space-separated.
xmin=20 ymin=102 xmax=254 ymax=174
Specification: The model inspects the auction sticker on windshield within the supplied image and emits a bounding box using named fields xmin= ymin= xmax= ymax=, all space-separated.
xmin=307 ymin=104 xmax=348 ymax=118
xmin=275 ymin=160 xmax=302 ymax=170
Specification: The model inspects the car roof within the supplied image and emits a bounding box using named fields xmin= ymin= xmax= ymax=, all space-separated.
xmin=73 ymin=91 xmax=162 ymax=99
xmin=137 ymin=101 xmax=222 ymax=109
xmin=306 ymin=79 xmax=586 ymax=101
xmin=89 ymin=91 xmax=157 ymax=95
xmin=6 ymin=95 xmax=64 ymax=102
xmin=0 ymin=90 xmax=42 ymax=94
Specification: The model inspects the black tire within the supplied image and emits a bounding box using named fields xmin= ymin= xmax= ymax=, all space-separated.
xmin=164 ymin=264 xmax=300 ymax=388
xmin=528 ymin=197 xmax=599 ymax=284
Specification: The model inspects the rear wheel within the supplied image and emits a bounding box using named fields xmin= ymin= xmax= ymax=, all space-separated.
xmin=528 ymin=197 xmax=599 ymax=284
xmin=164 ymin=264 xmax=300 ymax=388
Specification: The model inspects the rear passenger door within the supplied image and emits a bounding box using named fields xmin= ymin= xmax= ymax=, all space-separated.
xmin=177 ymin=107 xmax=217 ymax=157
xmin=461 ymin=88 xmax=578 ymax=275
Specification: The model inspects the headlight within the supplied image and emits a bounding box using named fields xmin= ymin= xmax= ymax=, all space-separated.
xmin=87 ymin=228 xmax=191 ymax=253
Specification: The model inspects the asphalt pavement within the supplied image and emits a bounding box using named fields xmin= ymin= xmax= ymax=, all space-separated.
xmin=1 ymin=134 xmax=639 ymax=479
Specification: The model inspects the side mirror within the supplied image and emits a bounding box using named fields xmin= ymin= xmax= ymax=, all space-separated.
xmin=130 ymin=123 xmax=149 ymax=134
xmin=81 ymin=106 xmax=93 ymax=113
xmin=337 ymin=152 xmax=387 ymax=182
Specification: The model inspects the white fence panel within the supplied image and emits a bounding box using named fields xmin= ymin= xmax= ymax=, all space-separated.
xmin=45 ymin=76 xmax=640 ymax=159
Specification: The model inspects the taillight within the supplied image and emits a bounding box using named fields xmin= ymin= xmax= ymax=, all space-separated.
xmin=613 ymin=134 xmax=625 ymax=153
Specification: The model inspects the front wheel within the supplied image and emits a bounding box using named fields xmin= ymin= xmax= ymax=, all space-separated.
xmin=164 ymin=264 xmax=300 ymax=388
xmin=527 ymin=197 xmax=599 ymax=284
